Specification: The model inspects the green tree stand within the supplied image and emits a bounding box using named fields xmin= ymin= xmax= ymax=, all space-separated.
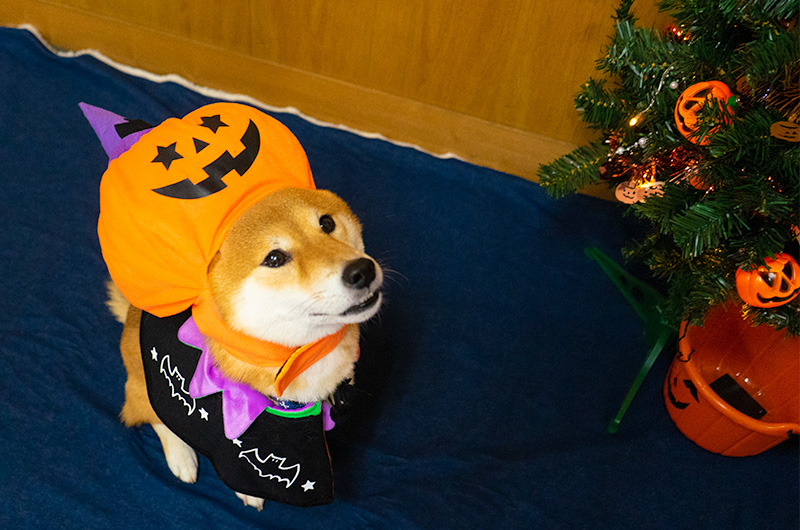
xmin=585 ymin=247 xmax=676 ymax=433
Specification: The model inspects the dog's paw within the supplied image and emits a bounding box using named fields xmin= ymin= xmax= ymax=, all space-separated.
xmin=164 ymin=444 xmax=199 ymax=484
xmin=235 ymin=491 xmax=265 ymax=511
xmin=152 ymin=423 xmax=199 ymax=483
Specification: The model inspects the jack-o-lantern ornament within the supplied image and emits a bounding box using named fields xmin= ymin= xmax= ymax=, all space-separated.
xmin=615 ymin=180 xmax=641 ymax=204
xmin=674 ymin=81 xmax=734 ymax=145
xmin=736 ymin=253 xmax=800 ymax=308
xmin=615 ymin=179 xmax=664 ymax=204
xmin=687 ymin=174 xmax=709 ymax=190
xmin=770 ymin=121 xmax=800 ymax=142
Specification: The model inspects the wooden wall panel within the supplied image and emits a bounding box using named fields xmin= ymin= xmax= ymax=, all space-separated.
xmin=0 ymin=0 xmax=671 ymax=190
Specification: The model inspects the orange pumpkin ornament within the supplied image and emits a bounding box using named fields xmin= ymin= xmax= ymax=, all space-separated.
xmin=735 ymin=253 xmax=800 ymax=308
xmin=770 ymin=121 xmax=800 ymax=142
xmin=687 ymin=171 xmax=710 ymax=190
xmin=674 ymin=81 xmax=734 ymax=145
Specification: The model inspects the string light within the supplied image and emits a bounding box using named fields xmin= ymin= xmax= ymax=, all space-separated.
xmin=627 ymin=66 xmax=675 ymax=127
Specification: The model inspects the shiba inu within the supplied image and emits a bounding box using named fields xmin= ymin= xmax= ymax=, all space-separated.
xmin=83 ymin=101 xmax=382 ymax=508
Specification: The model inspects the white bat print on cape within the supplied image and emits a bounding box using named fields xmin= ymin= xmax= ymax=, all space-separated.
xmin=155 ymin=348 xmax=196 ymax=416
xmin=239 ymin=448 xmax=301 ymax=488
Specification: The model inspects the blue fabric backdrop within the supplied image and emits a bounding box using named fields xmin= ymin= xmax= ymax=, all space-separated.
xmin=0 ymin=27 xmax=796 ymax=529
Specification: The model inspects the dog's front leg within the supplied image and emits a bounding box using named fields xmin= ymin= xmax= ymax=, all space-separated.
xmin=151 ymin=423 xmax=198 ymax=483
xmin=235 ymin=492 xmax=265 ymax=511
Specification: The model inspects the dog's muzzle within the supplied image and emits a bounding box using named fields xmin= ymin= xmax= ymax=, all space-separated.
xmin=341 ymin=258 xmax=381 ymax=316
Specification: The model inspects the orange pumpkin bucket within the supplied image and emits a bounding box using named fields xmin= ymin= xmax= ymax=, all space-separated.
xmin=664 ymin=302 xmax=799 ymax=456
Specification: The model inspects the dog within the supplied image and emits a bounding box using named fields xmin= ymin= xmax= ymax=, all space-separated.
xmin=108 ymin=187 xmax=382 ymax=509
xmin=82 ymin=102 xmax=382 ymax=509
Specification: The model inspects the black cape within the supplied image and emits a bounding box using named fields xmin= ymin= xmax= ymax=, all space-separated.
xmin=139 ymin=309 xmax=334 ymax=506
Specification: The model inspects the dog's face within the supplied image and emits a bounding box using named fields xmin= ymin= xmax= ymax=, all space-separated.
xmin=208 ymin=187 xmax=382 ymax=348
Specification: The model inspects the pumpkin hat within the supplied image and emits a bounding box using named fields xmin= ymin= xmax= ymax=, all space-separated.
xmin=81 ymin=102 xmax=344 ymax=396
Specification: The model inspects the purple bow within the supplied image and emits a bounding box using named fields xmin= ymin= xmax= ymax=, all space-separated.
xmin=179 ymin=317 xmax=334 ymax=439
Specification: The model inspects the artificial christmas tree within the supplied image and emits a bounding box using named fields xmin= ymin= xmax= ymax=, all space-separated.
xmin=539 ymin=0 xmax=799 ymax=337
xmin=539 ymin=0 xmax=799 ymax=453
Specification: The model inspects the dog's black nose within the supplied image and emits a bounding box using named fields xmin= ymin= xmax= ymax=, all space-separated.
xmin=342 ymin=258 xmax=376 ymax=290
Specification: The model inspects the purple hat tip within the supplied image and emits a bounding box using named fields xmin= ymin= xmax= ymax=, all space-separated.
xmin=79 ymin=102 xmax=154 ymax=161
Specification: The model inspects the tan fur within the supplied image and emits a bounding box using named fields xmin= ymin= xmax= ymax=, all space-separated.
xmin=119 ymin=304 xmax=160 ymax=426
xmin=115 ymin=187 xmax=381 ymax=426
xmin=105 ymin=281 xmax=130 ymax=325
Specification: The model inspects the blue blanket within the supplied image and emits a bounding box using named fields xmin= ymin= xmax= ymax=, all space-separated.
xmin=0 ymin=27 xmax=796 ymax=529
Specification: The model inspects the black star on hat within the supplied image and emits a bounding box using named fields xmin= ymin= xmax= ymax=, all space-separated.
xmin=152 ymin=142 xmax=183 ymax=169
xmin=199 ymin=114 xmax=228 ymax=133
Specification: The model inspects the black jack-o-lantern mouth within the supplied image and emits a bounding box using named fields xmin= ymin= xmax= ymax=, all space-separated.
xmin=151 ymin=114 xmax=261 ymax=200
xmin=757 ymin=289 xmax=800 ymax=305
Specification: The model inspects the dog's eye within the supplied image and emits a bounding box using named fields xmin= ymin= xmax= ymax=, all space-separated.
xmin=261 ymin=249 xmax=291 ymax=268
xmin=320 ymin=214 xmax=336 ymax=234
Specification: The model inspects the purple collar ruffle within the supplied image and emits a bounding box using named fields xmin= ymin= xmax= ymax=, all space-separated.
xmin=178 ymin=316 xmax=333 ymax=439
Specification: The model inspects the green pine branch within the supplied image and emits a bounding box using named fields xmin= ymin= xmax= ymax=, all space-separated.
xmin=669 ymin=193 xmax=750 ymax=258
xmin=537 ymin=141 xmax=608 ymax=198
xmin=574 ymin=78 xmax=628 ymax=129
